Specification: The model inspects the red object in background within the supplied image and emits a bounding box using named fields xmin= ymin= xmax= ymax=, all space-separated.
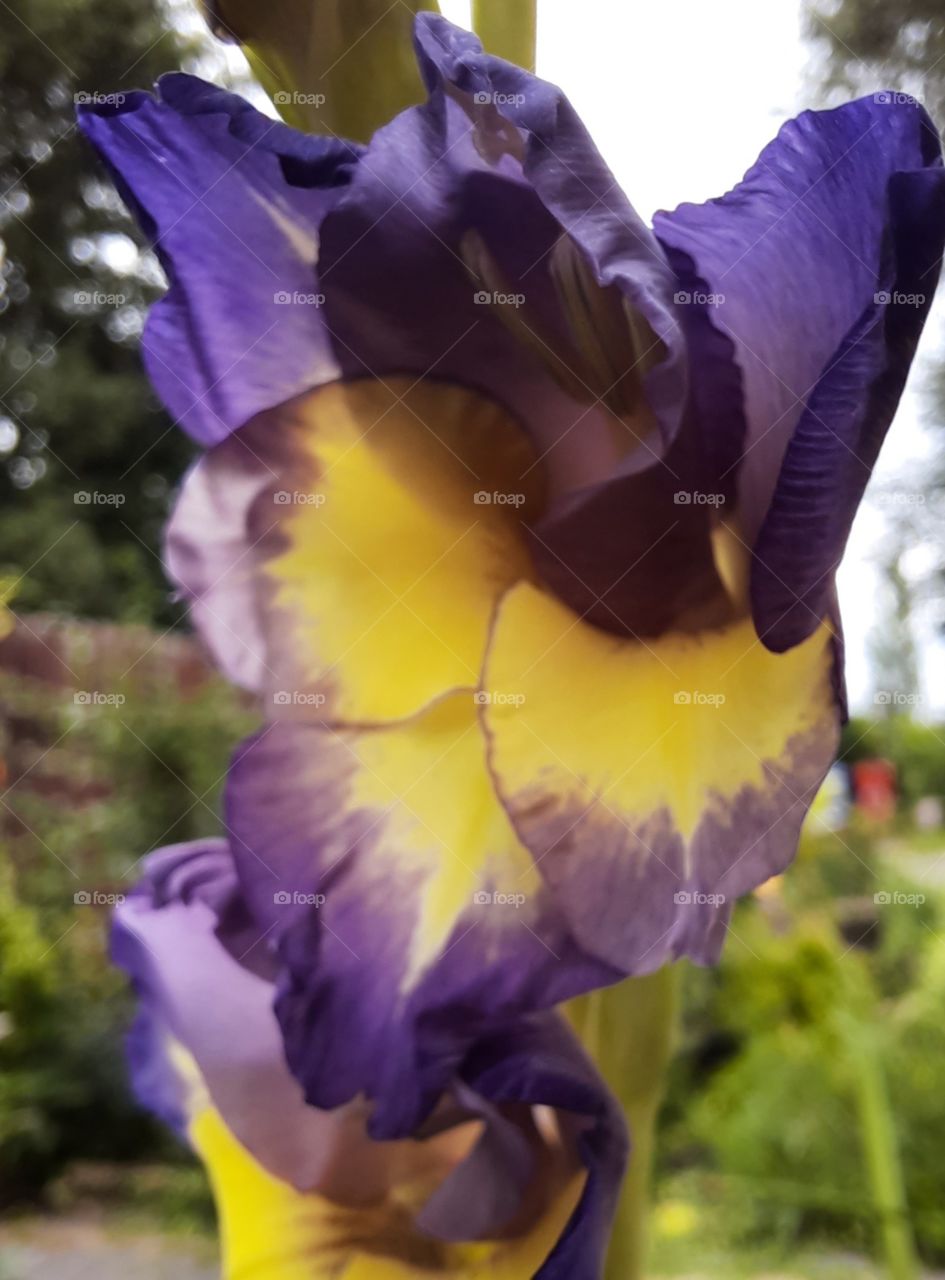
xmin=852 ymin=757 xmax=897 ymax=823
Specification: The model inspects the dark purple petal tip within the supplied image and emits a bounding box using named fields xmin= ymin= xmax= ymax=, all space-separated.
xmin=656 ymin=94 xmax=945 ymax=650
xmin=78 ymin=76 xmax=359 ymax=445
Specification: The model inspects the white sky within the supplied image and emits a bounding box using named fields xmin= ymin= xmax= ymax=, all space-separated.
xmin=440 ymin=0 xmax=945 ymax=715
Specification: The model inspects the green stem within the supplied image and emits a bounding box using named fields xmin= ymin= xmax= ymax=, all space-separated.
xmin=471 ymin=0 xmax=537 ymax=69
xmin=846 ymin=1015 xmax=917 ymax=1280
xmin=573 ymin=966 xmax=679 ymax=1280
xmin=212 ymin=0 xmax=441 ymax=141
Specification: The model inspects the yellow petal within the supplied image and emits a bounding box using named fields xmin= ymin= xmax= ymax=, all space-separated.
xmin=263 ymin=378 xmax=542 ymax=724
xmin=343 ymin=693 xmax=542 ymax=992
xmin=192 ymin=1104 xmax=583 ymax=1279
xmin=482 ymin=581 xmax=840 ymax=971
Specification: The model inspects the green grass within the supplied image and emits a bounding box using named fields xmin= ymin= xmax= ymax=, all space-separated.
xmin=651 ymin=1248 xmax=880 ymax=1278
xmin=645 ymin=1177 xmax=883 ymax=1279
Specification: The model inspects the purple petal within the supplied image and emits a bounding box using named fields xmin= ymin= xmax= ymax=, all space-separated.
xmin=417 ymin=1081 xmax=539 ymax=1242
xmin=451 ymin=1014 xmax=627 ymax=1280
xmin=525 ymin=424 xmax=729 ymax=638
xmin=752 ymin=161 xmax=945 ymax=649
xmin=317 ymin=15 xmax=687 ymax=495
xmin=224 ymin=708 xmax=616 ymax=1134
xmin=78 ymin=75 xmax=360 ymax=446
xmin=114 ymin=843 xmax=626 ymax=1273
xmin=112 ymin=838 xmax=387 ymax=1195
xmin=654 ymin=96 xmax=945 ymax=648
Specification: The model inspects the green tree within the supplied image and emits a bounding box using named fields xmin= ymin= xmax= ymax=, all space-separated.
xmin=805 ymin=2 xmax=945 ymax=120
xmin=0 ymin=0 xmax=199 ymax=625
xmin=867 ymin=510 xmax=922 ymax=711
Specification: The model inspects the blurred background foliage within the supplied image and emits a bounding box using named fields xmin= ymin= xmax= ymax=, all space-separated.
xmin=807 ymin=0 xmax=945 ymax=119
xmin=0 ymin=620 xmax=254 ymax=1231
xmin=0 ymin=0 xmax=203 ymax=627
xmin=657 ymin=821 xmax=945 ymax=1273
xmin=2 ymin=0 xmax=945 ymax=1277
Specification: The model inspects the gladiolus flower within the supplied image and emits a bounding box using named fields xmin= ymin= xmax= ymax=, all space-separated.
xmin=113 ymin=840 xmax=626 ymax=1278
xmin=80 ymin=12 xmax=945 ymax=1150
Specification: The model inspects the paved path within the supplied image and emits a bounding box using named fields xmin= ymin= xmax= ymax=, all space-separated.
xmin=0 ymin=1222 xmax=216 ymax=1280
